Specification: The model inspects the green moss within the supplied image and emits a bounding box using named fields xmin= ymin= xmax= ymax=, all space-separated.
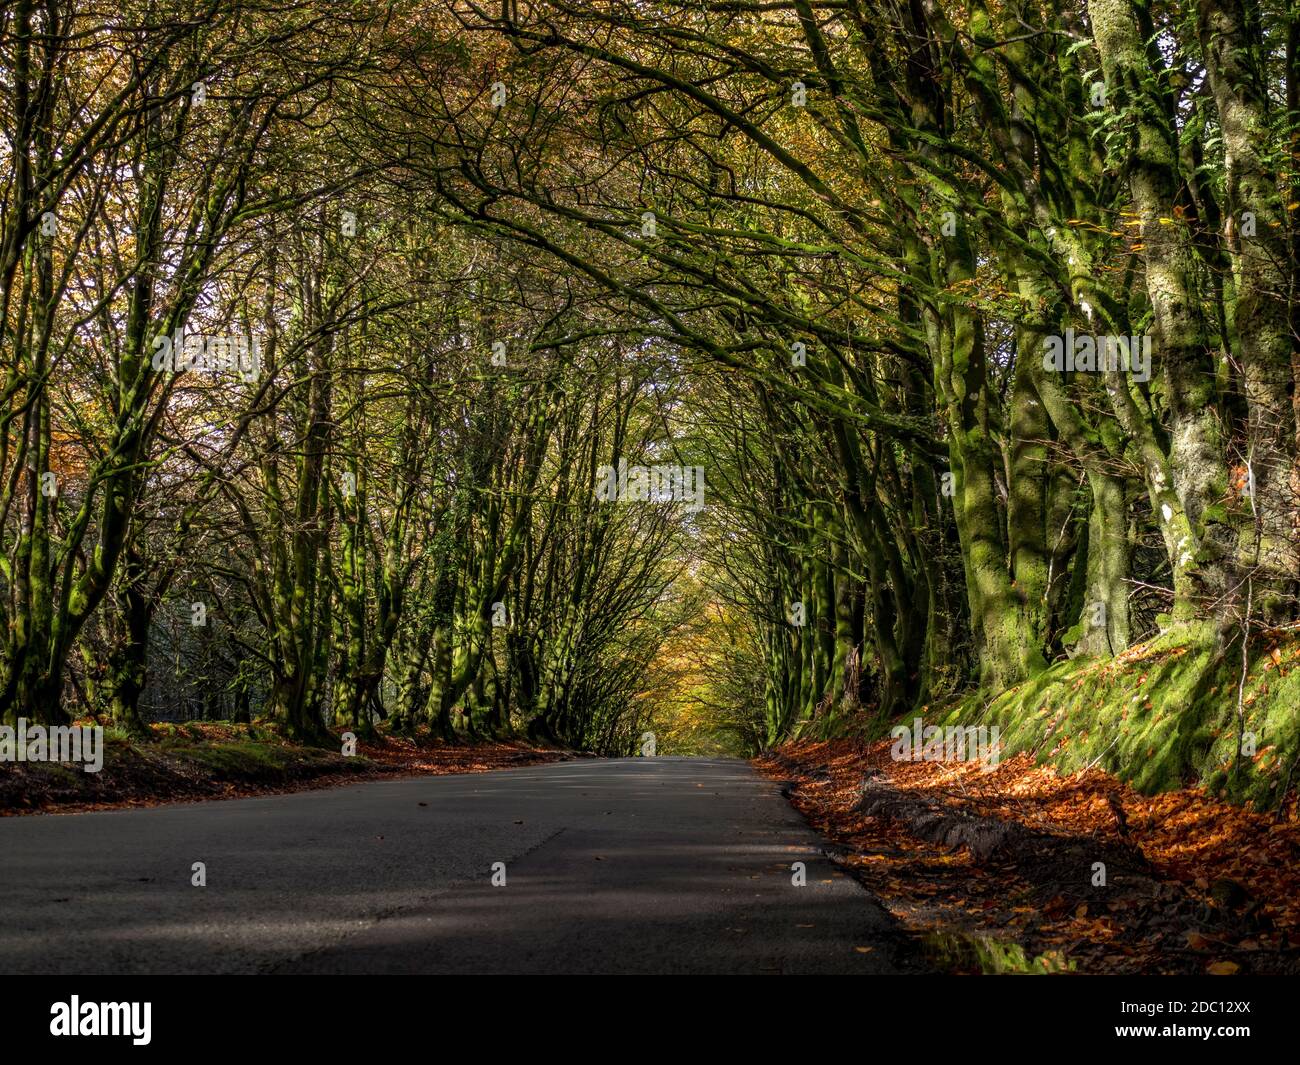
xmin=1200 ymin=502 xmax=1230 ymax=526
xmin=927 ymin=627 xmax=1300 ymax=810
xmin=0 ymin=726 xmax=378 ymax=813
xmin=922 ymin=930 xmax=1076 ymax=974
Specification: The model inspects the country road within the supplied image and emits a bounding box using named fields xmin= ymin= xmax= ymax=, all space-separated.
xmin=0 ymin=758 xmax=918 ymax=975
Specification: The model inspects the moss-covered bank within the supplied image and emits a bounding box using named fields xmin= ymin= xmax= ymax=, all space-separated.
xmin=930 ymin=626 xmax=1300 ymax=811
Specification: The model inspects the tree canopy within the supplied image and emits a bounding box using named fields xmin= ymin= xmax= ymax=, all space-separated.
xmin=3 ymin=0 xmax=1300 ymax=785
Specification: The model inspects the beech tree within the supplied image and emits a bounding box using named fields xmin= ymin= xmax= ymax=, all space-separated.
xmin=4 ymin=0 xmax=1299 ymax=767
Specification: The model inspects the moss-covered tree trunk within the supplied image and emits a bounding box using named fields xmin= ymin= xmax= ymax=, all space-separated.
xmin=1197 ymin=0 xmax=1300 ymax=621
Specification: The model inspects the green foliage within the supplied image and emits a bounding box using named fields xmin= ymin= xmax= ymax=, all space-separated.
xmin=933 ymin=626 xmax=1300 ymax=810
xmin=0 ymin=1 xmax=1296 ymax=815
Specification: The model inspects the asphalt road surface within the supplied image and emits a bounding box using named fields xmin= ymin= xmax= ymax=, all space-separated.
xmin=0 ymin=757 xmax=917 ymax=974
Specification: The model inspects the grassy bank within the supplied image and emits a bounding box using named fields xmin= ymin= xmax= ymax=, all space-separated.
xmin=926 ymin=627 xmax=1300 ymax=811
xmin=0 ymin=722 xmax=569 ymax=815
